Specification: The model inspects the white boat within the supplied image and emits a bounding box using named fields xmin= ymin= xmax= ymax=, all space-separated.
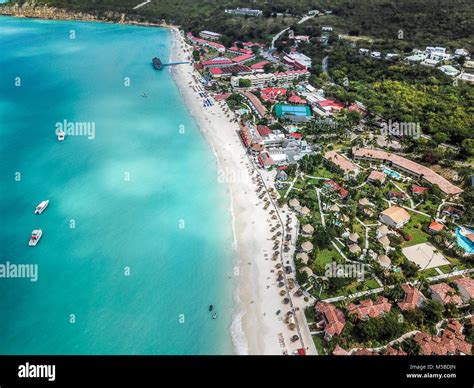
xmin=57 ymin=130 xmax=65 ymax=141
xmin=35 ymin=200 xmax=49 ymax=214
xmin=29 ymin=229 xmax=43 ymax=246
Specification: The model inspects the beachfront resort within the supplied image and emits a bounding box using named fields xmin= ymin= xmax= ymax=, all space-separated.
xmin=178 ymin=19 xmax=474 ymax=356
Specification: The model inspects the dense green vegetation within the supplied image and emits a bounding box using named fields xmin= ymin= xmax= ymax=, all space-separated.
xmin=13 ymin=0 xmax=474 ymax=49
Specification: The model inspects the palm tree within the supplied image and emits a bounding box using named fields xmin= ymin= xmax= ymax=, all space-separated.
xmin=314 ymin=276 xmax=329 ymax=297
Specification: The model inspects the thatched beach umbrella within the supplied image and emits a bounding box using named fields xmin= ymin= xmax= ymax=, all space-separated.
xmin=302 ymin=224 xmax=314 ymax=235
xmin=296 ymin=252 xmax=309 ymax=264
xmin=301 ymin=266 xmax=314 ymax=277
xmin=289 ymin=198 xmax=300 ymax=208
xmin=378 ymin=254 xmax=392 ymax=268
xmin=301 ymin=241 xmax=314 ymax=253
xmin=378 ymin=235 xmax=390 ymax=247
xmin=300 ymin=206 xmax=311 ymax=216
xmin=349 ymin=244 xmax=361 ymax=254
xmin=349 ymin=233 xmax=360 ymax=243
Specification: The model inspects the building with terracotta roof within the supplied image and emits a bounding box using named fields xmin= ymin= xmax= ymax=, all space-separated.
xmin=414 ymin=321 xmax=472 ymax=355
xmin=347 ymin=296 xmax=392 ymax=320
xmin=258 ymin=151 xmax=275 ymax=169
xmin=261 ymin=87 xmax=287 ymax=102
xmin=231 ymin=53 xmax=255 ymax=64
xmin=384 ymin=346 xmax=407 ymax=356
xmin=241 ymin=91 xmax=269 ymax=119
xmin=412 ymin=185 xmax=429 ymax=195
xmin=288 ymin=94 xmax=307 ymax=105
xmin=368 ymin=170 xmax=387 ymax=184
xmin=453 ymin=277 xmax=474 ymax=302
xmin=388 ymin=191 xmax=406 ymax=202
xmin=250 ymin=60 xmax=270 ymax=71
xmin=332 ymin=345 xmax=349 ymax=355
xmin=209 ymin=65 xmax=252 ymax=78
xmin=315 ymin=302 xmax=346 ymax=339
xmin=323 ymin=180 xmax=349 ymax=199
xmin=429 ymin=283 xmax=463 ymax=305
xmin=428 ymin=221 xmax=445 ymax=233
xmin=380 ymin=206 xmax=411 ymax=229
xmin=398 ymin=284 xmax=426 ymax=310
xmin=352 ymin=348 xmax=377 ymax=356
xmin=324 ymin=151 xmax=360 ymax=177
xmin=352 ymin=148 xmax=463 ymax=197
xmin=201 ymin=58 xmax=234 ymax=68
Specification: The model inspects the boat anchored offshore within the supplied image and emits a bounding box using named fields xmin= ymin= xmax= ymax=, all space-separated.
xmin=35 ymin=200 xmax=49 ymax=215
xmin=57 ymin=130 xmax=65 ymax=141
xmin=209 ymin=305 xmax=213 ymax=312
xmin=212 ymin=313 xmax=217 ymax=320
xmin=29 ymin=229 xmax=43 ymax=246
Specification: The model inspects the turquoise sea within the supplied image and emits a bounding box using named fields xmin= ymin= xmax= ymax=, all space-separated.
xmin=0 ymin=16 xmax=235 ymax=354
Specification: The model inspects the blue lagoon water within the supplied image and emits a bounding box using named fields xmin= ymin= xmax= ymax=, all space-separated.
xmin=0 ymin=16 xmax=235 ymax=354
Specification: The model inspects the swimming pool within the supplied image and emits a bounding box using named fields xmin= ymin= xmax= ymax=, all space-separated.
xmin=455 ymin=227 xmax=474 ymax=254
xmin=383 ymin=167 xmax=402 ymax=179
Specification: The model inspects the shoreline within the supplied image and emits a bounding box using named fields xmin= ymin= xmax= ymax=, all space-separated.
xmin=1 ymin=10 xmax=316 ymax=355
xmin=169 ymin=28 xmax=316 ymax=355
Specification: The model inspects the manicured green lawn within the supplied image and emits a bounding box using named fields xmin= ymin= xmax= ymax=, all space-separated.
xmin=421 ymin=268 xmax=439 ymax=277
xmin=311 ymin=248 xmax=343 ymax=275
xmin=312 ymin=334 xmax=326 ymax=355
xmin=401 ymin=213 xmax=430 ymax=247
xmin=311 ymin=165 xmax=336 ymax=179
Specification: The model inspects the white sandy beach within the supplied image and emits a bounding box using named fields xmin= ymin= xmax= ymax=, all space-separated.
xmin=169 ymin=29 xmax=316 ymax=355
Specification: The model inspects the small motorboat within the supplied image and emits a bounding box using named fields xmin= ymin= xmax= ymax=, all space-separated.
xmin=212 ymin=313 xmax=217 ymax=320
xmin=209 ymin=305 xmax=213 ymax=312
xmin=57 ymin=130 xmax=65 ymax=141
xmin=141 ymin=93 xmax=147 ymax=98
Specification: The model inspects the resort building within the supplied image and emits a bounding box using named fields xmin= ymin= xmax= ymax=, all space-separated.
xmin=230 ymin=70 xmax=310 ymax=89
xmin=453 ymin=278 xmax=474 ymax=302
xmin=347 ymin=297 xmax=392 ymax=320
xmin=199 ymin=31 xmax=222 ymax=41
xmin=201 ymin=58 xmax=234 ymax=68
xmin=428 ymin=221 xmax=445 ymax=234
xmin=315 ymin=302 xmax=346 ymax=339
xmin=224 ymin=8 xmax=263 ymax=17
xmin=282 ymin=52 xmax=312 ymax=70
xmin=323 ymin=180 xmax=349 ymax=200
xmin=209 ymin=65 xmax=252 ymax=78
xmin=398 ymin=284 xmax=426 ymax=311
xmin=367 ymin=170 xmax=387 ymax=184
xmin=312 ymin=99 xmax=345 ymax=117
xmin=429 ymin=283 xmax=463 ymax=306
xmin=352 ymin=148 xmax=463 ymax=196
xmin=380 ymin=206 xmax=411 ymax=228
xmin=414 ymin=321 xmax=472 ymax=355
xmin=240 ymin=91 xmax=269 ymax=120
xmin=324 ymin=151 xmax=360 ymax=178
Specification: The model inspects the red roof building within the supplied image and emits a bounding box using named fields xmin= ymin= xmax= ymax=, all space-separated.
xmin=289 ymin=132 xmax=302 ymax=140
xmin=429 ymin=283 xmax=463 ymax=306
xmin=261 ymin=87 xmax=287 ymax=102
xmin=429 ymin=221 xmax=445 ymax=233
xmin=288 ymin=94 xmax=307 ymax=104
xmin=347 ymin=296 xmax=392 ymax=320
xmin=256 ymin=125 xmax=272 ymax=137
xmin=258 ymin=152 xmax=275 ymax=169
xmin=201 ymin=58 xmax=233 ymax=68
xmin=453 ymin=277 xmax=474 ymax=301
xmin=315 ymin=302 xmax=346 ymax=338
xmin=251 ymin=60 xmax=270 ymax=70
xmin=323 ymin=180 xmax=349 ymax=199
xmin=412 ymin=185 xmax=429 ymax=195
xmin=384 ymin=346 xmax=407 ymax=356
xmin=398 ymin=284 xmax=426 ymax=310
xmin=231 ymin=53 xmax=255 ymax=64
xmin=415 ymin=321 xmax=472 ymax=355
